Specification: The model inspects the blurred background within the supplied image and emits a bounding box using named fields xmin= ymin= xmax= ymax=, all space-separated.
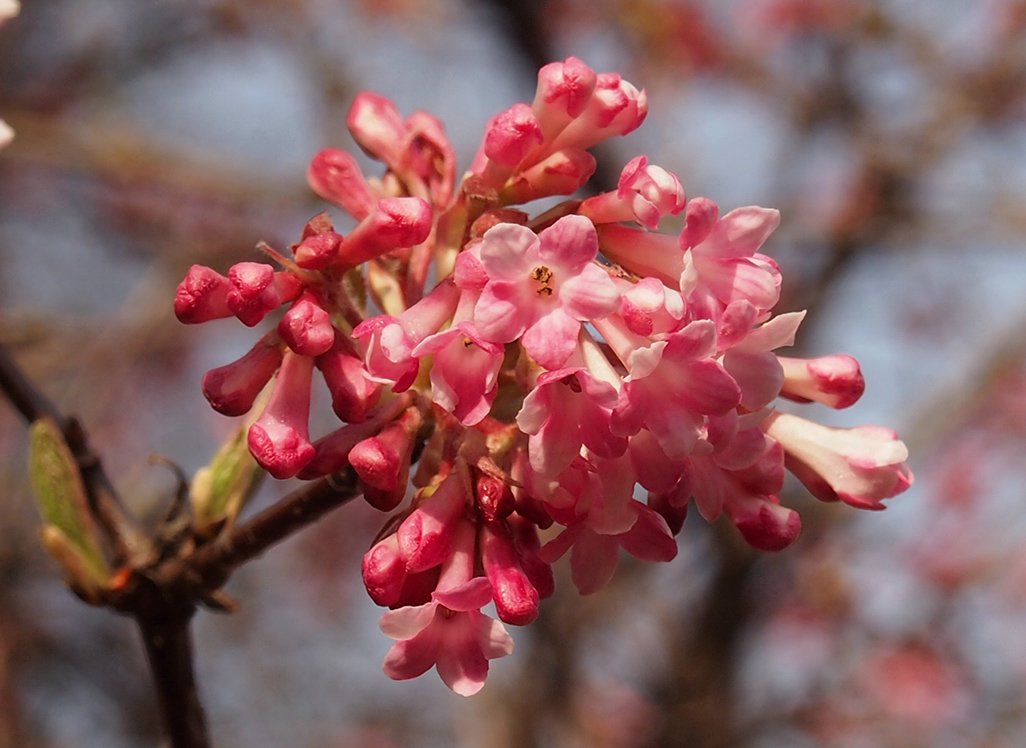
xmin=2 ymin=0 xmax=1026 ymax=746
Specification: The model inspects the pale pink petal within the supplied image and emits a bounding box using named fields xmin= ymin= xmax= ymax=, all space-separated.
xmin=559 ymin=263 xmax=620 ymax=320
xmin=701 ymin=206 xmax=780 ymax=259
xmin=734 ymin=310 xmax=807 ymax=353
xmin=480 ymin=223 xmax=538 ymax=281
xmin=384 ymin=633 xmax=443 ymax=683
xmin=432 ymin=576 xmax=495 ymax=612
xmin=474 ymin=281 xmax=532 ymax=343
xmin=380 ymin=602 xmax=439 ymax=640
xmin=476 ymin=613 xmax=516 ymax=659
xmin=538 ymin=214 xmax=600 ymax=272
xmin=570 ymin=530 xmax=620 ymax=594
xmin=723 ymin=351 xmax=784 ymax=410
xmin=435 ymin=615 xmax=491 ymax=696
xmin=522 ymin=307 xmax=581 ymax=369
xmin=619 ymin=502 xmax=678 ymax=562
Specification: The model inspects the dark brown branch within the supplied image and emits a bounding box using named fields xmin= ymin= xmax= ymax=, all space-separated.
xmin=170 ymin=469 xmax=361 ymax=595
xmin=137 ymin=612 xmax=209 ymax=748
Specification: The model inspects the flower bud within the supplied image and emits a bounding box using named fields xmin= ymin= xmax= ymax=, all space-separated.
xmin=764 ymin=411 xmax=913 ymax=510
xmin=480 ymin=521 xmax=539 ymax=625
xmin=337 ymin=197 xmax=433 ymax=268
xmin=499 ymin=147 xmax=596 ymax=205
xmin=778 ymin=354 xmax=865 ymax=409
xmin=278 ymin=291 xmax=335 ymax=357
xmin=532 ymin=56 xmax=598 ymax=140
xmin=396 ymin=474 xmax=467 ymax=573
xmin=347 ymin=92 xmax=406 ymax=166
xmin=363 ymin=533 xmax=407 ymax=607
xmin=226 ymin=262 xmax=302 ymax=327
xmin=202 ymin=335 xmax=283 ymax=416
xmin=174 ymin=265 xmax=233 ymax=324
xmin=306 ymin=149 xmax=376 ymax=220
xmin=247 ymin=350 xmax=316 ymax=479
xmin=723 ymin=492 xmax=801 ymax=551
xmin=315 ymin=333 xmax=381 ymax=423
xmin=292 ymin=213 xmax=344 ymax=270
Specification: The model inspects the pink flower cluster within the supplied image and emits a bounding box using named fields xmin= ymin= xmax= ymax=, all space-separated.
xmin=175 ymin=57 xmax=912 ymax=696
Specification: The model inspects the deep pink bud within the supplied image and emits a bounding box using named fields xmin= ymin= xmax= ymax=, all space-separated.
xmin=315 ymin=333 xmax=381 ymax=423
xmin=507 ymin=513 xmax=554 ymax=599
xmin=297 ymin=396 xmax=410 ymax=479
xmin=247 ymin=350 xmax=316 ymax=479
xmin=337 ymin=197 xmax=433 ymax=267
xmin=396 ymin=474 xmax=467 ymax=573
xmin=174 ymin=265 xmax=233 ymax=324
xmin=499 ymin=148 xmax=596 ymax=205
xmin=778 ymin=354 xmax=865 ymax=409
xmin=475 ymin=472 xmax=515 ymax=523
xmin=724 ymin=493 xmax=801 ymax=552
xmin=480 ymin=521 xmax=540 ymax=626
xmin=202 ymin=335 xmax=283 ymax=416
xmin=484 ymin=104 xmax=544 ymax=165
xmin=362 ymin=533 xmax=407 ymax=607
xmin=347 ymin=92 xmax=406 ymax=165
xmin=292 ymin=213 xmax=344 ymax=270
xmin=226 ymin=262 xmax=303 ymax=327
xmin=532 ymin=56 xmax=598 ymax=139
xmin=402 ymin=111 xmax=457 ymax=208
xmin=350 ymin=406 xmax=423 ymax=511
xmin=306 ymin=149 xmax=376 ymax=220
xmin=548 ymin=73 xmax=647 ymax=153
xmin=278 ymin=291 xmax=335 ymax=357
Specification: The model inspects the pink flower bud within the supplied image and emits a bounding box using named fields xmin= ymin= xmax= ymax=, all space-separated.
xmin=315 ymin=333 xmax=381 ymax=423
xmin=226 ymin=262 xmax=303 ymax=327
xmin=499 ymin=147 xmax=596 ymax=205
xmin=397 ymin=474 xmax=468 ymax=573
xmin=680 ymin=196 xmax=720 ymax=249
xmin=475 ymin=472 xmax=515 ymax=522
xmin=202 ymin=335 xmax=283 ymax=416
xmin=337 ymin=197 xmax=433 ymax=267
xmin=473 ymin=104 xmax=545 ymax=189
xmin=278 ymin=291 xmax=335 ymax=357
xmin=778 ymin=354 xmax=865 ymax=409
xmin=532 ymin=56 xmax=598 ymax=139
xmin=347 ymin=92 xmax=406 ymax=166
xmin=507 ymin=513 xmax=554 ymax=599
xmin=363 ymin=533 xmax=407 ymax=607
xmin=247 ymin=350 xmax=316 ymax=479
xmin=174 ymin=265 xmax=233 ymax=324
xmin=292 ymin=213 xmax=344 ymax=270
xmin=306 ymin=149 xmax=376 ymax=220
xmin=579 ymin=156 xmax=686 ymax=229
xmin=548 ymin=73 xmax=647 ymax=153
xmin=480 ymin=521 xmax=540 ymax=626
xmin=723 ymin=492 xmax=801 ymax=551
xmin=402 ymin=112 xmax=457 ymax=208
xmin=763 ymin=411 xmax=913 ymax=510
xmin=350 ymin=406 xmax=423 ymax=510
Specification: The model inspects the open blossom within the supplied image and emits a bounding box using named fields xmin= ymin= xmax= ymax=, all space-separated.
xmin=175 ymin=56 xmax=913 ymax=695
xmin=474 ymin=215 xmax=619 ymax=369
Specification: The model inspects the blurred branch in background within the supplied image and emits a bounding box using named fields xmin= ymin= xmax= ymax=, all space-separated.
xmin=0 ymin=0 xmax=1024 ymax=747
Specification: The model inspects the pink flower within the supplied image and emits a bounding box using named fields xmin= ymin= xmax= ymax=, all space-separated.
xmin=352 ymin=278 xmax=460 ymax=391
xmin=381 ymin=519 xmax=514 ymax=696
xmin=721 ymin=310 xmax=806 ymax=410
xmin=679 ymin=200 xmax=783 ymax=317
xmin=763 ymin=411 xmax=913 ymax=509
xmin=618 ymin=277 xmax=686 ymax=337
xmin=516 ymin=368 xmax=626 ymax=476
xmin=306 ymin=148 xmax=376 ymax=221
xmin=579 ymin=156 xmax=686 ymax=229
xmin=531 ymin=56 xmax=598 ymax=140
xmin=412 ymin=322 xmax=504 ymax=426
xmin=608 ymin=320 xmax=742 ymax=459
xmin=474 ymin=215 xmax=619 ymax=369
xmin=541 ymin=499 xmax=677 ymax=595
